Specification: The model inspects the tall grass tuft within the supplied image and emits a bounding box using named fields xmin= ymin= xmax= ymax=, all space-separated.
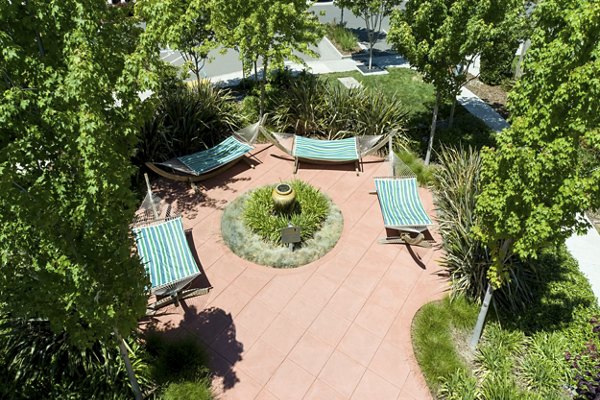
xmin=135 ymin=81 xmax=240 ymax=165
xmin=433 ymin=146 xmax=490 ymax=301
xmin=269 ymin=73 xmax=409 ymax=145
xmin=325 ymin=22 xmax=359 ymax=53
xmin=433 ymin=146 xmax=537 ymax=310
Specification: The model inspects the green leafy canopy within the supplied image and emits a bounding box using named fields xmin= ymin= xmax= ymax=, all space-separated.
xmin=475 ymin=0 xmax=600 ymax=286
xmin=0 ymin=1 xmax=152 ymax=346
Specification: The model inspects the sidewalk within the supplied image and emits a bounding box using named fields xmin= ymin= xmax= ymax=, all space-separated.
xmin=566 ymin=217 xmax=600 ymax=299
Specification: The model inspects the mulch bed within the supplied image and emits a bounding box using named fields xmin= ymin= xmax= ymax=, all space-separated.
xmin=465 ymin=74 xmax=511 ymax=119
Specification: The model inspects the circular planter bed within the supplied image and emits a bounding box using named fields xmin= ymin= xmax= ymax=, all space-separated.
xmin=221 ymin=181 xmax=343 ymax=268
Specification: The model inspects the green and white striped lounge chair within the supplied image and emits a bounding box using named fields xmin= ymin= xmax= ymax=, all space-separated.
xmin=374 ymin=177 xmax=433 ymax=247
xmin=146 ymin=116 xmax=265 ymax=182
xmin=133 ymin=216 xmax=208 ymax=310
xmin=262 ymin=129 xmax=390 ymax=175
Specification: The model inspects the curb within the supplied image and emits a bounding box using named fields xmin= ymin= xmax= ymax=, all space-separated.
xmin=323 ymin=35 xmax=353 ymax=59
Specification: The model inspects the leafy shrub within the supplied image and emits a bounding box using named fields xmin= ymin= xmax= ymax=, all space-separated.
xmin=479 ymin=33 xmax=520 ymax=85
xmin=160 ymin=380 xmax=213 ymax=400
xmin=243 ymin=180 xmax=330 ymax=245
xmin=145 ymin=333 xmax=210 ymax=384
xmin=395 ymin=149 xmax=434 ymax=185
xmin=135 ymin=81 xmax=241 ymax=165
xmin=144 ymin=332 xmax=214 ymax=399
xmin=567 ymin=318 xmax=600 ymax=399
xmin=0 ymin=317 xmax=152 ymax=400
xmin=268 ymin=73 xmax=409 ymax=143
xmin=325 ymin=22 xmax=358 ymax=52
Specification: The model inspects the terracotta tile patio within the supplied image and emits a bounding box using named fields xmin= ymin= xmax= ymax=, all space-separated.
xmin=140 ymin=144 xmax=448 ymax=400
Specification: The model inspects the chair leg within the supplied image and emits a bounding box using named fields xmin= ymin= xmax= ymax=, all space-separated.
xmin=294 ymin=158 xmax=299 ymax=174
xmin=378 ymin=234 xmax=433 ymax=248
xmin=242 ymin=156 xmax=256 ymax=169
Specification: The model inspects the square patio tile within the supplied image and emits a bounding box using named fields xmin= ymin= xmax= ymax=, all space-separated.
xmin=308 ymin=309 xmax=351 ymax=346
xmin=264 ymin=359 xmax=315 ymax=400
xmin=238 ymin=339 xmax=286 ymax=385
xmin=260 ymin=313 xmax=306 ymax=355
xmin=208 ymin=283 xmax=254 ymax=318
xmin=210 ymin=324 xmax=245 ymax=365
xmin=218 ymin=369 xmax=263 ymax=400
xmin=368 ymin=340 xmax=411 ymax=388
xmin=318 ymin=350 xmax=366 ymax=399
xmin=279 ymin=296 xmax=322 ymax=331
xmin=351 ymin=369 xmax=401 ymax=400
xmin=303 ymin=379 xmax=347 ymax=400
xmin=254 ymin=389 xmax=280 ymax=400
xmin=231 ymin=267 xmax=274 ymax=297
xmin=354 ymin=301 xmax=396 ymax=338
xmin=337 ymin=323 xmax=383 ymax=366
xmin=323 ymin=285 xmax=368 ymax=322
xmin=288 ymin=332 xmax=334 ymax=375
xmin=293 ymin=273 xmax=339 ymax=309
xmin=235 ymin=299 xmax=278 ymax=337
xmin=343 ymin=267 xmax=382 ymax=298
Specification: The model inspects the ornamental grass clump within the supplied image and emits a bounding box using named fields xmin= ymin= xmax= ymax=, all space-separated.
xmin=325 ymin=22 xmax=359 ymax=53
xmin=269 ymin=73 xmax=409 ymax=142
xmin=243 ymin=180 xmax=329 ymax=245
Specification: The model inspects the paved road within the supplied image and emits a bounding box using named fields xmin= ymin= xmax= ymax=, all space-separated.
xmin=161 ymin=2 xmax=398 ymax=80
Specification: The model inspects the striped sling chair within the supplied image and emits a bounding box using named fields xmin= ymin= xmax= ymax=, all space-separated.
xmin=133 ymin=216 xmax=208 ymax=310
xmin=262 ymin=128 xmax=391 ymax=175
xmin=145 ymin=115 xmax=266 ymax=183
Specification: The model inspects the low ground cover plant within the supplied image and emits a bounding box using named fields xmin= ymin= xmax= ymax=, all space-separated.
xmin=414 ymin=247 xmax=599 ymax=399
xmin=145 ymin=333 xmax=214 ymax=400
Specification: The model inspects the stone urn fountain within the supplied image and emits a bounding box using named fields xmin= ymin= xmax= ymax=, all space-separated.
xmin=272 ymin=183 xmax=296 ymax=213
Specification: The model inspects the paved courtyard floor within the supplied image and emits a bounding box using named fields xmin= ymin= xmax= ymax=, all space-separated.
xmin=140 ymin=144 xmax=448 ymax=400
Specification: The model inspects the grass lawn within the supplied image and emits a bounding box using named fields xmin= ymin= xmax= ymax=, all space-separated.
xmin=322 ymin=69 xmax=496 ymax=156
xmin=323 ymin=68 xmax=434 ymax=117
xmin=413 ymin=247 xmax=600 ymax=399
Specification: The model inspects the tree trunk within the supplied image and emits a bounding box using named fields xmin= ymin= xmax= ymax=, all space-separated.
xmin=115 ymin=329 xmax=142 ymax=400
xmin=193 ymin=54 xmax=202 ymax=87
xmin=448 ymin=98 xmax=456 ymax=129
xmin=340 ymin=7 xmax=344 ymax=24
xmin=425 ymin=91 xmax=441 ymax=165
xmin=469 ymin=283 xmax=493 ymax=351
xmin=259 ymin=57 xmax=268 ymax=117
xmin=514 ymin=39 xmax=530 ymax=79
xmin=469 ymin=238 xmax=514 ymax=350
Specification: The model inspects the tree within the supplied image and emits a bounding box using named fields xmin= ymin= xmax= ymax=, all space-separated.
xmin=0 ymin=1 xmax=151 ymax=397
xmin=136 ymin=0 xmax=216 ymax=86
xmin=338 ymin=0 xmax=401 ymax=70
xmin=212 ymin=0 xmax=323 ymax=115
xmin=471 ymin=0 xmax=600 ymax=348
xmin=479 ymin=0 xmax=529 ymax=85
xmin=388 ymin=0 xmax=524 ymax=164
